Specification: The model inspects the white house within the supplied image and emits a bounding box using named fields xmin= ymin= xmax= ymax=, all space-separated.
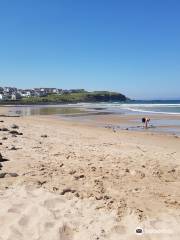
xmin=3 ymin=87 xmax=17 ymax=93
xmin=0 ymin=94 xmax=8 ymax=101
xmin=0 ymin=94 xmax=4 ymax=100
xmin=18 ymin=89 xmax=35 ymax=97
xmin=11 ymin=93 xmax=22 ymax=100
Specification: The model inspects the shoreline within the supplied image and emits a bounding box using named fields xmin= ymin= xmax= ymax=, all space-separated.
xmin=2 ymin=104 xmax=180 ymax=136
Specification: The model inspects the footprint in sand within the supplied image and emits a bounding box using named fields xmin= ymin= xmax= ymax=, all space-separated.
xmin=59 ymin=224 xmax=74 ymax=240
xmin=43 ymin=197 xmax=66 ymax=209
xmin=18 ymin=215 xmax=29 ymax=227
xmin=111 ymin=224 xmax=127 ymax=235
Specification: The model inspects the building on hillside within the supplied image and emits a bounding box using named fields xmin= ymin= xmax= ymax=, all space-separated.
xmin=0 ymin=94 xmax=4 ymax=100
xmin=33 ymin=88 xmax=47 ymax=97
xmin=41 ymin=88 xmax=59 ymax=94
xmin=33 ymin=88 xmax=62 ymax=95
xmin=0 ymin=94 xmax=8 ymax=101
xmin=11 ymin=93 xmax=22 ymax=100
xmin=69 ymin=89 xmax=86 ymax=93
xmin=3 ymin=87 xmax=17 ymax=94
xmin=18 ymin=89 xmax=35 ymax=97
xmin=62 ymin=89 xmax=71 ymax=94
xmin=0 ymin=87 xmax=4 ymax=94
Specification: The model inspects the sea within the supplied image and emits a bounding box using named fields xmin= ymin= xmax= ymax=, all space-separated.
xmin=74 ymin=100 xmax=180 ymax=115
xmin=7 ymin=100 xmax=180 ymax=135
xmin=8 ymin=100 xmax=180 ymax=116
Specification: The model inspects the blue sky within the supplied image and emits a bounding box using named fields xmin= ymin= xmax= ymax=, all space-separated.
xmin=0 ymin=0 xmax=180 ymax=99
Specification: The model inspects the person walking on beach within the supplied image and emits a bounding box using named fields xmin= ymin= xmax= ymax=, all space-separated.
xmin=142 ymin=117 xmax=150 ymax=129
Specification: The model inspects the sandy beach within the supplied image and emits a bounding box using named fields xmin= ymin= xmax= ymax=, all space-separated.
xmin=0 ymin=108 xmax=180 ymax=239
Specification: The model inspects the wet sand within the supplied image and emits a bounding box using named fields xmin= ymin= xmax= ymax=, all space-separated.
xmin=0 ymin=108 xmax=180 ymax=239
xmin=58 ymin=112 xmax=180 ymax=136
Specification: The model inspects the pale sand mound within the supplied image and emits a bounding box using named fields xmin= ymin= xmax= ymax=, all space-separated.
xmin=0 ymin=186 xmax=180 ymax=240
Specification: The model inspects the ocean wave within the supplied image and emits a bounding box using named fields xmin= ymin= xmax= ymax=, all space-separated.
xmin=120 ymin=104 xmax=180 ymax=108
xmin=67 ymin=102 xmax=180 ymax=115
xmin=122 ymin=107 xmax=180 ymax=115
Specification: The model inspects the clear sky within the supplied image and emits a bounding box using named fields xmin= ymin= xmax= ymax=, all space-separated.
xmin=0 ymin=0 xmax=180 ymax=99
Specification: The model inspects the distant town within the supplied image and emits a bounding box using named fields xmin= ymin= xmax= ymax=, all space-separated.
xmin=0 ymin=87 xmax=127 ymax=104
xmin=0 ymin=87 xmax=85 ymax=101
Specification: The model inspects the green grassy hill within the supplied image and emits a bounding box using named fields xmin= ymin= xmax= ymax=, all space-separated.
xmin=0 ymin=91 xmax=128 ymax=105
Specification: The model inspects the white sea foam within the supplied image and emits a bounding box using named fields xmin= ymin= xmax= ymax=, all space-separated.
xmin=122 ymin=107 xmax=180 ymax=115
xmin=75 ymin=102 xmax=180 ymax=115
